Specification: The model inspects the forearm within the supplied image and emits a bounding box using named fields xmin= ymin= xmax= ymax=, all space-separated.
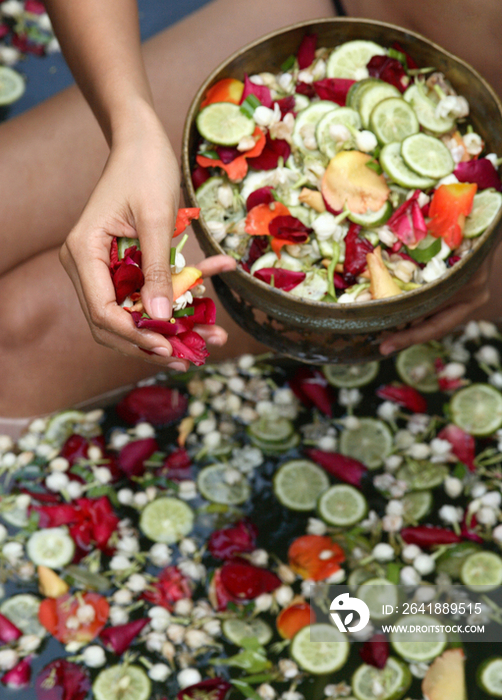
xmin=44 ymin=0 xmax=153 ymax=145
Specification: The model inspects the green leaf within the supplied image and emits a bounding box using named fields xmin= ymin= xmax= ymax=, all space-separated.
xmin=386 ymin=561 xmax=401 ymax=584
xmin=452 ymin=462 xmax=468 ymax=480
xmin=232 ymin=680 xmax=263 ymax=700
xmin=280 ymin=55 xmax=296 ymax=72
xmin=173 ymin=306 xmax=195 ymax=318
xmin=240 ymin=95 xmax=261 ymax=119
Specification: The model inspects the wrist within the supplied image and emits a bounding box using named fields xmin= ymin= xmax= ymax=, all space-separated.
xmin=109 ymin=97 xmax=162 ymax=148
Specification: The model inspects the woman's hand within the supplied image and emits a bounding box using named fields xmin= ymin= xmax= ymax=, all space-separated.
xmin=379 ymin=257 xmax=491 ymax=355
xmin=60 ymin=110 xmax=234 ymax=371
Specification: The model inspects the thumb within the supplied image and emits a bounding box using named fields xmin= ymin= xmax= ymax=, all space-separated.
xmin=137 ymin=209 xmax=175 ymax=320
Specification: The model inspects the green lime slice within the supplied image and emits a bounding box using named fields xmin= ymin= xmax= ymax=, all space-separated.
xmin=45 ymin=410 xmax=87 ymax=443
xmin=478 ymin=657 xmax=502 ymax=697
xmin=370 ymin=97 xmax=419 ymax=145
xmin=359 ymin=83 xmax=401 ymax=129
xmin=274 ymin=459 xmax=330 ymax=512
xmin=222 ymin=617 xmax=273 ymax=646
xmin=464 ymin=190 xmax=502 ymax=238
xmin=436 ymin=542 xmax=482 ymax=579
xmin=323 ymin=361 xmax=380 ymax=388
xmin=451 ymin=383 xmax=502 ymax=436
xmin=248 ymin=431 xmax=301 ymax=454
xmin=248 ymin=417 xmax=294 ymax=443
xmin=357 ymin=578 xmax=399 ymax=622
xmin=402 ymin=490 xmax=433 ymax=523
xmin=339 ymin=417 xmax=393 ymax=469
xmin=396 ymin=461 xmax=448 ymax=491
xmin=0 ymin=66 xmax=25 ymax=106
xmin=0 ymin=594 xmax=45 ymax=636
xmin=348 ymin=567 xmax=375 ymax=590
xmin=197 ymin=464 xmax=251 ymax=505
xmin=139 ymin=497 xmax=194 ymax=543
xmin=318 ymin=484 xmax=367 ymax=526
xmin=326 ymin=40 xmax=386 ymax=80
xmin=401 ymin=133 xmax=454 ymax=179
xmin=390 ymin=614 xmax=447 ymax=662
xmin=292 ymin=100 xmax=338 ymax=155
xmin=407 ymin=235 xmax=442 ymax=263
xmin=352 ymin=657 xmax=412 ymax=700
xmin=403 ymin=84 xmax=456 ymax=135
xmin=460 ymin=551 xmax=502 ymax=591
xmin=291 ymin=623 xmax=349 ymax=674
xmin=1 ymin=500 xmax=29 ymax=528
xmin=317 ymin=107 xmax=362 ymax=158
xmin=93 ymin=665 xmax=151 ymax=700
xmin=196 ymin=102 xmax=255 ymax=146
xmin=26 ymin=528 xmax=75 ymax=568
xmin=396 ymin=343 xmax=442 ymax=393
xmin=380 ymin=142 xmax=437 ymax=190
xmin=347 ymin=200 xmax=393 ymax=227
xmin=195 ymin=175 xmax=226 ymax=222
xmin=346 ymin=78 xmax=383 ymax=111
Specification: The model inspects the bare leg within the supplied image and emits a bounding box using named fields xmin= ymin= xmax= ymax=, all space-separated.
xmin=0 ymin=0 xmax=334 ymax=418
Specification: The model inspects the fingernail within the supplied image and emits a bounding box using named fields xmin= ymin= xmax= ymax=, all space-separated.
xmin=207 ymin=334 xmax=225 ymax=346
xmin=380 ymin=344 xmax=396 ymax=356
xmin=169 ymin=361 xmax=188 ymax=372
xmin=151 ymin=297 xmax=171 ymax=319
xmin=152 ymin=346 xmax=172 ymax=357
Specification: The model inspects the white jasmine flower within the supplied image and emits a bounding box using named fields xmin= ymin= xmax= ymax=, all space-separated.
xmin=409 ymin=662 xmax=430 ymax=679
xmin=477 ymin=506 xmax=498 ymax=526
xmin=2 ymin=541 xmax=23 ymax=562
xmin=217 ymin=184 xmax=234 ymax=209
xmin=326 ymin=569 xmax=346 ymax=584
xmin=281 ymin=692 xmax=304 ymax=700
xmin=444 ymin=476 xmax=463 ymax=499
xmin=471 ymin=482 xmax=487 ymax=498
xmin=372 ymin=543 xmax=394 ymax=562
xmin=188 ymin=400 xmax=206 ymax=418
xmin=408 ymin=443 xmax=431 ymax=460
xmin=306 ymin=517 xmax=328 ymax=536
xmin=422 ymin=256 xmax=447 ymax=283
xmin=145 ymin=631 xmax=166 ymax=653
xmin=475 ymin=345 xmax=500 ymax=366
xmin=49 ymin=457 xmax=70 ymax=472
xmin=355 ymin=129 xmax=378 ymax=152
xmin=148 ymin=543 xmax=172 ymax=567
xmin=258 ymin=683 xmax=277 ymax=700
xmin=66 ymin=480 xmax=84 ymax=499
xmin=394 ymin=429 xmax=415 ymax=449
xmin=0 ymin=46 xmax=21 ymax=66
xmin=377 ymin=401 xmax=399 ymax=421
xmin=402 ymin=544 xmax=422 ymax=562
xmin=82 ymin=645 xmax=106 ymax=668
xmin=178 ymin=480 xmax=198 ymax=501
xmin=439 ymin=505 xmax=463 ymax=524
xmin=177 ymin=558 xmax=205 ymax=580
xmin=382 ymin=514 xmax=403 ymax=532
xmin=126 ymin=574 xmax=147 ymax=592
xmin=317 ymin=434 xmax=337 ymax=451
xmin=197 ymin=417 xmax=217 ymax=435
xmin=206 ymin=221 xmax=226 ymax=243
xmin=1 ymin=1 xmax=24 ymax=17
xmin=77 ymin=604 xmax=96 ymax=624
xmin=384 ymin=454 xmax=403 ymax=472
xmin=173 ymin=598 xmax=194 ymax=616
xmin=167 ymin=623 xmax=186 ymax=644
xmin=133 ymin=492 xmax=148 ymax=508
xmin=113 ymin=588 xmax=133 ymax=605
xmin=386 ymin=500 xmax=404 ymax=516
xmin=492 ymin=524 xmax=502 ymax=543
xmin=46 ymin=472 xmax=70 ymax=493
xmin=430 ymin=438 xmax=453 ymax=458
xmin=463 ymin=132 xmax=483 ymax=156
xmin=148 ymin=664 xmax=171 ymax=682
xmin=413 ymin=553 xmax=435 ymax=575
xmin=275 ymin=585 xmax=294 ymax=607
xmin=435 ymin=95 xmax=469 ymax=120
xmin=254 ymin=593 xmax=273 ymax=612
xmin=109 ymin=606 xmax=129 ymax=626
xmin=203 ymin=619 xmax=221 ymax=637
xmin=249 ymin=549 xmax=269 ymax=567
xmin=0 ymin=525 xmax=7 ymax=544
xmin=185 ymin=629 xmax=212 ymax=649
xmin=338 ymin=388 xmax=362 ymax=408
xmin=179 ymin=538 xmax=198 ymax=557
xmin=110 ymin=555 xmax=131 ymax=571
xmin=407 ymin=414 xmax=431 ymax=435
xmin=400 ymin=566 xmax=421 ymax=586
xmin=177 ymin=668 xmax=201 ymax=689
xmin=17 ymin=634 xmax=41 ymax=653
xmin=110 ymin=430 xmax=130 ymax=450
xmin=93 ymin=467 xmax=112 ymax=484
xmin=441 ymin=362 xmax=466 ymax=380
xmin=0 ymin=649 xmax=19 ymax=670
xmin=482 ymin=491 xmax=502 ymax=509
xmin=134 ymin=422 xmax=155 ymax=439
xmin=489 ymin=372 xmax=502 ymax=390
xmin=148 ymin=606 xmax=171 ymax=631
xmin=479 ymin=320 xmax=500 ymax=337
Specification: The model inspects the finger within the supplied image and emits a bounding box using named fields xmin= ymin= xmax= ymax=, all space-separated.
xmin=380 ymin=301 xmax=474 ymax=355
xmin=196 ymin=255 xmax=237 ymax=278
xmin=137 ymin=196 xmax=178 ymax=321
xmin=195 ymin=323 xmax=229 ymax=347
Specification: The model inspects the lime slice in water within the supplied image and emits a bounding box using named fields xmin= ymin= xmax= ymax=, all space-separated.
xmin=450 ymin=383 xmax=502 ymax=436
xmin=339 ymin=417 xmax=393 ymax=469
xmin=396 ymin=343 xmax=442 ymax=393
xmin=478 ymin=657 xmax=502 ymax=697
xmin=370 ymin=97 xmax=419 ymax=144
xmin=222 ymin=617 xmax=273 ymax=646
xmin=396 ymin=461 xmax=448 ymax=491
xmin=93 ymin=665 xmax=151 ymax=700
xmin=323 ymin=361 xmax=379 ymax=388
xmin=461 ymin=551 xmax=502 ymax=591
xmin=390 ymin=614 xmax=447 ymax=662
xmin=291 ymin=623 xmax=349 ymax=674
xmin=196 ymin=102 xmax=255 ymax=146
xmin=0 ymin=594 xmax=45 ymax=636
xmin=318 ymin=484 xmax=367 ymax=526
xmin=26 ymin=528 xmax=75 ymax=568
xmin=0 ymin=66 xmax=25 ymax=106
xmin=402 ymin=490 xmax=433 ymax=523
xmin=401 ymin=133 xmax=454 ymax=180
xmin=197 ymin=463 xmax=251 ymax=505
xmin=463 ymin=190 xmax=502 ymax=238
xmin=352 ymin=657 xmax=412 ymax=700
xmin=274 ymin=459 xmax=330 ymax=512
xmin=139 ymin=497 xmax=194 ymax=543
xmin=326 ymin=40 xmax=386 ymax=80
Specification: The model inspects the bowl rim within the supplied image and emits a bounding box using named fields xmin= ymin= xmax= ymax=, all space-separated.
xmin=182 ymin=17 xmax=502 ymax=313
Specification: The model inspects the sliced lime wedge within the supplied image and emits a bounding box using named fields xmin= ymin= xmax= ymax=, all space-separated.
xmin=222 ymin=617 xmax=273 ymax=646
xmin=357 ymin=577 xmax=399 ymax=622
xmin=196 ymin=102 xmax=255 ymax=146
xmin=0 ymin=66 xmax=25 ymax=106
xmin=93 ymin=665 xmax=151 ymax=700
xmin=461 ymin=551 xmax=502 ymax=591
xmin=396 ymin=461 xmax=448 ymax=491
xmin=359 ymin=83 xmax=401 ymax=129
xmin=401 ymin=133 xmax=454 ymax=179
xmin=0 ymin=594 xmax=45 ymax=637
xmin=390 ymin=614 xmax=447 ymax=662
xmin=197 ymin=463 xmax=251 ymax=505
xmin=139 ymin=497 xmax=194 ymax=543
xmin=317 ymin=107 xmax=361 ymax=158
xmin=291 ymin=623 xmax=349 ymax=674
xmin=464 ymin=190 xmax=502 ymax=238
xmin=318 ymin=484 xmax=367 ymax=526
xmin=396 ymin=343 xmax=442 ymax=393
xmin=352 ymin=657 xmax=412 ymax=700
xmin=402 ymin=490 xmax=433 ymax=523
xmin=326 ymin=40 xmax=386 ymax=80
xmin=380 ymin=141 xmax=437 ymax=190
xmin=274 ymin=459 xmax=330 ymax=512
xmin=403 ymin=84 xmax=455 ymax=135
xmin=26 ymin=528 xmax=75 ymax=568
xmin=323 ymin=361 xmax=380 ymax=388
xmin=450 ymin=383 xmax=502 ymax=436
xmin=339 ymin=417 xmax=393 ymax=469
xmin=370 ymin=97 xmax=419 ymax=144
xmin=478 ymin=657 xmax=502 ymax=697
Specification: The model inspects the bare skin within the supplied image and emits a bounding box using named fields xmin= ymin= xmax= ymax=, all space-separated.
xmin=1 ymin=0 xmax=502 ymax=419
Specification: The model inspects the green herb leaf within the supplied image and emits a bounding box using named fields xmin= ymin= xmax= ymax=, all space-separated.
xmin=173 ymin=307 xmax=195 ymax=318
xmin=280 ymin=54 xmax=296 ymax=72
xmin=240 ymin=94 xmax=261 ymax=119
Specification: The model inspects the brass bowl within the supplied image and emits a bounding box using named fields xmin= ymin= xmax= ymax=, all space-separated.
xmin=182 ymin=18 xmax=502 ymax=364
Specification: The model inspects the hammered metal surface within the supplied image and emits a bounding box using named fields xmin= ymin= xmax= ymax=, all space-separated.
xmin=182 ymin=19 xmax=502 ymax=364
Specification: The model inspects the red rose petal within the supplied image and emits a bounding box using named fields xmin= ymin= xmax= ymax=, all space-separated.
xmin=116 ymin=386 xmax=188 ymax=426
